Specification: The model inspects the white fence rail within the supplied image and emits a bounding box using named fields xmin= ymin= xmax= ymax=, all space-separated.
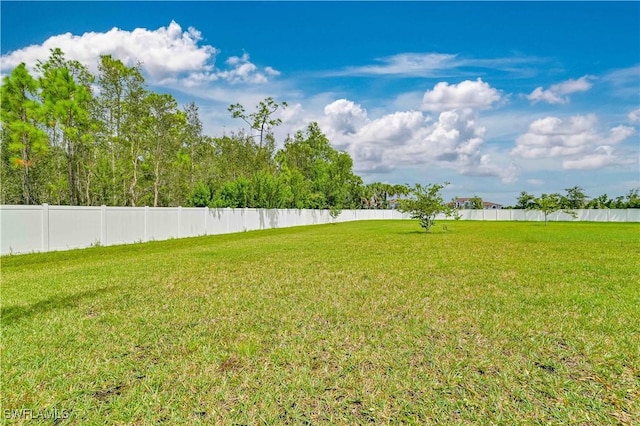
xmin=1 ymin=205 xmax=638 ymax=255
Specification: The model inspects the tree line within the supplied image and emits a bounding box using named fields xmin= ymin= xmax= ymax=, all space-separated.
xmin=512 ymin=186 xmax=640 ymax=210
xmin=1 ymin=48 xmax=638 ymax=210
xmin=1 ymin=48 xmax=412 ymax=210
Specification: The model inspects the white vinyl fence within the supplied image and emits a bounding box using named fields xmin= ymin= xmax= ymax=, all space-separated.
xmin=0 ymin=205 xmax=409 ymax=255
xmin=454 ymin=208 xmax=640 ymax=222
xmin=1 ymin=205 xmax=638 ymax=255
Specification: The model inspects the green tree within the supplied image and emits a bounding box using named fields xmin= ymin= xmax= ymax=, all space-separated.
xmin=531 ymin=193 xmax=577 ymax=225
xmin=277 ymin=122 xmax=358 ymax=210
xmin=144 ymin=93 xmax=185 ymax=207
xmin=211 ymin=177 xmax=253 ymax=208
xmin=625 ymin=188 xmax=640 ymax=208
xmin=365 ymin=182 xmax=395 ymax=209
xmin=563 ymin=186 xmax=588 ymax=209
xmin=210 ymin=132 xmax=272 ymax=185
xmin=1 ymin=64 xmax=49 ymax=204
xmin=175 ymin=102 xmax=210 ymax=203
xmin=95 ymin=55 xmax=147 ymax=206
xmin=397 ymin=182 xmax=459 ymax=233
xmin=515 ymin=191 xmax=537 ymax=209
xmin=586 ymin=194 xmax=611 ymax=209
xmin=37 ymin=48 xmax=95 ymax=205
xmin=228 ymin=97 xmax=287 ymax=149
xmin=186 ymin=181 xmax=212 ymax=207
xmin=469 ymin=195 xmax=483 ymax=209
xmin=391 ymin=184 xmax=410 ymax=208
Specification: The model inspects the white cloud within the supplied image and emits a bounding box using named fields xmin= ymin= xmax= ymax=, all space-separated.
xmin=0 ymin=21 xmax=278 ymax=87
xmin=421 ymin=79 xmax=502 ymax=112
xmin=321 ymin=88 xmax=517 ymax=183
xmin=512 ymin=114 xmax=636 ymax=170
xmin=526 ymin=179 xmax=545 ymax=185
xmin=323 ymin=99 xmax=369 ymax=135
xmin=527 ymin=75 xmax=593 ymax=104
xmin=216 ymin=52 xmax=278 ymax=84
xmin=629 ymin=108 xmax=640 ymax=123
xmin=601 ymin=65 xmax=640 ymax=98
xmin=328 ymin=52 xmax=545 ymax=78
xmin=562 ymin=146 xmax=622 ymax=170
xmin=337 ymin=53 xmax=458 ymax=77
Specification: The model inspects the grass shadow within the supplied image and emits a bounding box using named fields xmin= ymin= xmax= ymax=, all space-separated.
xmin=1 ymin=286 xmax=117 ymax=326
xmin=396 ymin=230 xmax=428 ymax=235
xmin=395 ymin=228 xmax=454 ymax=235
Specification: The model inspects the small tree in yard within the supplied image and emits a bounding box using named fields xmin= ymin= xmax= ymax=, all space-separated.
xmin=397 ymin=182 xmax=459 ymax=233
xmin=531 ymin=193 xmax=577 ymax=225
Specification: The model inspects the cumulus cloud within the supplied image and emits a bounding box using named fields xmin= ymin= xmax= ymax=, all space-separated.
xmin=512 ymin=114 xmax=636 ymax=170
xmin=421 ymin=79 xmax=502 ymax=112
xmin=527 ymin=75 xmax=593 ymax=104
xmin=629 ymin=108 xmax=640 ymax=123
xmin=321 ymin=82 xmax=517 ymax=183
xmin=562 ymin=146 xmax=621 ymax=170
xmin=216 ymin=52 xmax=280 ymax=84
xmin=0 ymin=21 xmax=278 ymax=87
xmin=323 ymin=99 xmax=369 ymax=135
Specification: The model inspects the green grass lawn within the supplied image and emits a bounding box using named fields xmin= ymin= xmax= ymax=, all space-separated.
xmin=1 ymin=220 xmax=639 ymax=424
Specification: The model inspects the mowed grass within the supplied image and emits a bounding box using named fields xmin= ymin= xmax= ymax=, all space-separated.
xmin=1 ymin=220 xmax=639 ymax=425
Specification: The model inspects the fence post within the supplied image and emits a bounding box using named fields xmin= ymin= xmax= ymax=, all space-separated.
xmin=101 ymin=205 xmax=107 ymax=245
xmin=42 ymin=203 xmax=50 ymax=252
xmin=144 ymin=206 xmax=149 ymax=242
xmin=203 ymin=206 xmax=208 ymax=236
xmin=178 ymin=206 xmax=182 ymax=238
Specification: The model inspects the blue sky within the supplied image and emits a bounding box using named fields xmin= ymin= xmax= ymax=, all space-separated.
xmin=2 ymin=1 xmax=639 ymax=205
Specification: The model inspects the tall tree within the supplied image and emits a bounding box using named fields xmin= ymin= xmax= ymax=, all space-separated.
xmin=37 ymin=48 xmax=95 ymax=205
xmin=515 ymin=191 xmax=537 ymax=209
xmin=228 ymin=97 xmax=287 ymax=149
xmin=586 ymin=194 xmax=611 ymax=209
xmin=625 ymin=188 xmax=640 ymax=208
xmin=181 ymin=102 xmax=208 ymax=188
xmin=277 ymin=122 xmax=359 ymax=209
xmin=563 ymin=186 xmax=588 ymax=209
xmin=144 ymin=93 xmax=185 ymax=207
xmin=0 ymin=64 xmax=48 ymax=204
xmin=96 ymin=56 xmax=146 ymax=206
xmin=209 ymin=132 xmax=269 ymax=185
xmin=469 ymin=195 xmax=483 ymax=209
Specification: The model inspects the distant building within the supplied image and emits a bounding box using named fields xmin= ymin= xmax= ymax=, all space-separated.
xmin=452 ymin=197 xmax=503 ymax=210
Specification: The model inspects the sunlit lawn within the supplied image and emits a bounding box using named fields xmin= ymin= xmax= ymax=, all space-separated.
xmin=2 ymin=220 xmax=639 ymax=424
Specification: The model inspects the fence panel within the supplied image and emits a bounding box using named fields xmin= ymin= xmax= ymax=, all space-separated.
xmin=1 ymin=205 xmax=44 ymax=254
xmin=205 ymin=208 xmax=228 ymax=235
xmin=106 ymin=207 xmax=146 ymax=245
xmin=585 ymin=209 xmax=609 ymax=222
xmin=1 ymin=206 xmax=638 ymax=255
xmin=146 ymin=208 xmax=180 ymax=241
xmin=627 ymin=209 xmax=640 ymax=222
xmin=496 ymin=210 xmax=512 ymax=221
xmin=180 ymin=207 xmax=207 ymax=238
xmin=48 ymin=206 xmax=101 ymax=251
